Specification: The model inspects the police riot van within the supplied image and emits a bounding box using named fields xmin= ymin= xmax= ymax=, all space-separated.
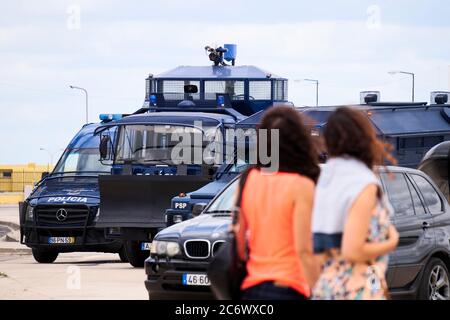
xmin=165 ymin=160 xmax=249 ymax=227
xmin=20 ymin=117 xmax=127 ymax=263
xmin=94 ymin=44 xmax=290 ymax=267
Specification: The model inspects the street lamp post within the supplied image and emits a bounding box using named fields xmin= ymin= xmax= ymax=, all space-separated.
xmin=388 ymin=71 xmax=415 ymax=102
xmin=39 ymin=148 xmax=54 ymax=172
xmin=294 ymin=79 xmax=319 ymax=106
xmin=70 ymin=85 xmax=89 ymax=123
xmin=448 ymin=65 xmax=450 ymax=91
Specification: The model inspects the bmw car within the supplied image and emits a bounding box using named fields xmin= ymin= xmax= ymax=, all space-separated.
xmin=145 ymin=166 xmax=450 ymax=300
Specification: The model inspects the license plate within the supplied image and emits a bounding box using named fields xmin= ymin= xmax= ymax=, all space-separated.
xmin=141 ymin=242 xmax=152 ymax=251
xmin=182 ymin=273 xmax=210 ymax=286
xmin=48 ymin=237 xmax=75 ymax=244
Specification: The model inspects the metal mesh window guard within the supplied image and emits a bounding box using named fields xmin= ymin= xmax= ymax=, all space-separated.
xmin=146 ymin=79 xmax=157 ymax=98
xmin=249 ymin=81 xmax=272 ymax=100
xmin=274 ymin=80 xmax=284 ymax=101
xmin=283 ymin=80 xmax=288 ymax=101
xmin=159 ymin=80 xmax=200 ymax=100
xmin=204 ymin=81 xmax=244 ymax=100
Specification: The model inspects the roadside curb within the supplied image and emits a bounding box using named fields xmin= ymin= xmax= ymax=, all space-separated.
xmin=0 ymin=247 xmax=31 ymax=255
xmin=0 ymin=220 xmax=20 ymax=231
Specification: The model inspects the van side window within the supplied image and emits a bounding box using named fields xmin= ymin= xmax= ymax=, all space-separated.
xmin=411 ymin=174 xmax=443 ymax=213
xmin=405 ymin=176 xmax=426 ymax=215
xmin=381 ymin=173 xmax=415 ymax=217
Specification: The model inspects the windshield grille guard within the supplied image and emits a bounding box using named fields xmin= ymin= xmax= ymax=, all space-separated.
xmin=94 ymin=121 xmax=221 ymax=136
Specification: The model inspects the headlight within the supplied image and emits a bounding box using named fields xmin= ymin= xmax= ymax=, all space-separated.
xmin=173 ymin=215 xmax=183 ymax=224
xmin=166 ymin=242 xmax=181 ymax=257
xmin=151 ymin=241 xmax=181 ymax=257
xmin=94 ymin=208 xmax=100 ymax=222
xmin=26 ymin=205 xmax=34 ymax=221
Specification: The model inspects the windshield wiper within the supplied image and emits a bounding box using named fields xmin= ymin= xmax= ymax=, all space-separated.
xmin=138 ymin=159 xmax=173 ymax=165
xmin=50 ymin=171 xmax=108 ymax=176
xmin=205 ymin=210 xmax=233 ymax=214
xmin=119 ymin=158 xmax=173 ymax=166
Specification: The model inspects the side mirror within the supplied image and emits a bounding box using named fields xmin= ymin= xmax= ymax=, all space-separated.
xmin=41 ymin=172 xmax=49 ymax=179
xmin=99 ymin=135 xmax=111 ymax=160
xmin=184 ymin=84 xmax=198 ymax=94
xmin=192 ymin=203 xmax=207 ymax=217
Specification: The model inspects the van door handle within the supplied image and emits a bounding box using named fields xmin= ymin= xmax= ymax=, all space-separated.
xmin=422 ymin=222 xmax=431 ymax=229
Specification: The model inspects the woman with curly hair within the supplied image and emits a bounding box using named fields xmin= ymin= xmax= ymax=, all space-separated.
xmin=234 ymin=106 xmax=321 ymax=300
xmin=312 ymin=107 xmax=399 ymax=300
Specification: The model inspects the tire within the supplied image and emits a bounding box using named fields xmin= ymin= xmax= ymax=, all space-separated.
xmin=118 ymin=246 xmax=129 ymax=263
xmin=124 ymin=241 xmax=149 ymax=268
xmin=418 ymin=257 xmax=450 ymax=300
xmin=32 ymin=249 xmax=58 ymax=264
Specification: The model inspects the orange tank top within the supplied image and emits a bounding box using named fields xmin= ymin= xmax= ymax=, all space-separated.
xmin=240 ymin=169 xmax=311 ymax=297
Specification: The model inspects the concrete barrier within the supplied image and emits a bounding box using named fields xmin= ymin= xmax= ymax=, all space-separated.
xmin=0 ymin=193 xmax=23 ymax=205
xmin=0 ymin=242 xmax=31 ymax=255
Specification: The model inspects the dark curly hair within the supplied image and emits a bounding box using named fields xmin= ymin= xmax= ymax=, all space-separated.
xmin=255 ymin=106 xmax=320 ymax=183
xmin=324 ymin=107 xmax=397 ymax=169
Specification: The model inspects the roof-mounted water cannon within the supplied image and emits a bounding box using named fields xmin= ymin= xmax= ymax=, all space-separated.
xmin=205 ymin=44 xmax=237 ymax=66
xmin=431 ymin=91 xmax=450 ymax=105
xmin=360 ymin=91 xmax=381 ymax=104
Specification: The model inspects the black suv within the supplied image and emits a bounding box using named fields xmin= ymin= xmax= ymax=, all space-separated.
xmin=145 ymin=166 xmax=450 ymax=300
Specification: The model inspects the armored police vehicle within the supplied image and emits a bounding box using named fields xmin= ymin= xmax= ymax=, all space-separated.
xmin=308 ymin=91 xmax=450 ymax=168
xmin=240 ymin=91 xmax=450 ymax=168
xmin=94 ymin=44 xmax=290 ymax=267
xmin=163 ymin=91 xmax=450 ymax=229
xmin=20 ymin=118 xmax=127 ymax=263
xmin=419 ymin=140 xmax=450 ymax=203
xmin=165 ymin=161 xmax=248 ymax=227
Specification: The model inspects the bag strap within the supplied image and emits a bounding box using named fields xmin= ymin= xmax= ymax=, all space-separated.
xmin=232 ymin=167 xmax=253 ymax=226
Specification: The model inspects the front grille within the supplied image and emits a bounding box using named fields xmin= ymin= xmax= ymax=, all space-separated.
xmin=184 ymin=240 xmax=210 ymax=259
xmin=212 ymin=241 xmax=225 ymax=256
xmin=36 ymin=205 xmax=90 ymax=225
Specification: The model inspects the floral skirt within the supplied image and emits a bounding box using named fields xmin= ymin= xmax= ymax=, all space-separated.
xmin=312 ymin=257 xmax=389 ymax=300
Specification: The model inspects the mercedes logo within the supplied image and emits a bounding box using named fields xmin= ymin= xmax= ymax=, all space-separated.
xmin=56 ymin=208 xmax=68 ymax=222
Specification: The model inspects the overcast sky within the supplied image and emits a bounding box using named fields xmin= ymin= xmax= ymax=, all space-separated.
xmin=1 ymin=0 xmax=450 ymax=164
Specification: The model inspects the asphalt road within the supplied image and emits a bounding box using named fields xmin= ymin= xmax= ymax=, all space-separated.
xmin=0 ymin=252 xmax=147 ymax=300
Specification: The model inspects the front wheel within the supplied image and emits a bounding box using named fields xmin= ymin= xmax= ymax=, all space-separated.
xmin=124 ymin=241 xmax=149 ymax=268
xmin=419 ymin=258 xmax=450 ymax=300
xmin=118 ymin=246 xmax=129 ymax=263
xmin=32 ymin=249 xmax=58 ymax=264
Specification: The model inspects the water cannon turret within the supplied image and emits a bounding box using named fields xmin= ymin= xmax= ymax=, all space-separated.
xmin=431 ymin=91 xmax=450 ymax=105
xmin=205 ymin=44 xmax=237 ymax=66
xmin=360 ymin=91 xmax=381 ymax=104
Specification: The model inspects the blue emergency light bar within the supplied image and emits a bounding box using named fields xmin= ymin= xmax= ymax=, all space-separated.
xmin=150 ymin=94 xmax=157 ymax=106
xmin=217 ymin=95 xmax=225 ymax=107
xmin=99 ymin=114 xmax=123 ymax=122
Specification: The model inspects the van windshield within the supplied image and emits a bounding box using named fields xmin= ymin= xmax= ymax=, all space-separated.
xmin=53 ymin=133 xmax=111 ymax=174
xmin=115 ymin=124 xmax=219 ymax=165
xmin=205 ymin=178 xmax=239 ymax=214
xmin=54 ymin=148 xmax=111 ymax=174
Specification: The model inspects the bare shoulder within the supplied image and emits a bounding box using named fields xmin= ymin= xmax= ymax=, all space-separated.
xmin=359 ymin=183 xmax=379 ymax=198
xmin=352 ymin=183 xmax=379 ymax=210
xmin=295 ymin=175 xmax=315 ymax=190
xmin=292 ymin=175 xmax=315 ymax=199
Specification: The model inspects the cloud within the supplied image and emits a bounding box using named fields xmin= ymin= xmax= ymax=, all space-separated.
xmin=1 ymin=3 xmax=450 ymax=163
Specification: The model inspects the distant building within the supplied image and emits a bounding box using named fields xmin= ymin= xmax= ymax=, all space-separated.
xmin=0 ymin=163 xmax=52 ymax=204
